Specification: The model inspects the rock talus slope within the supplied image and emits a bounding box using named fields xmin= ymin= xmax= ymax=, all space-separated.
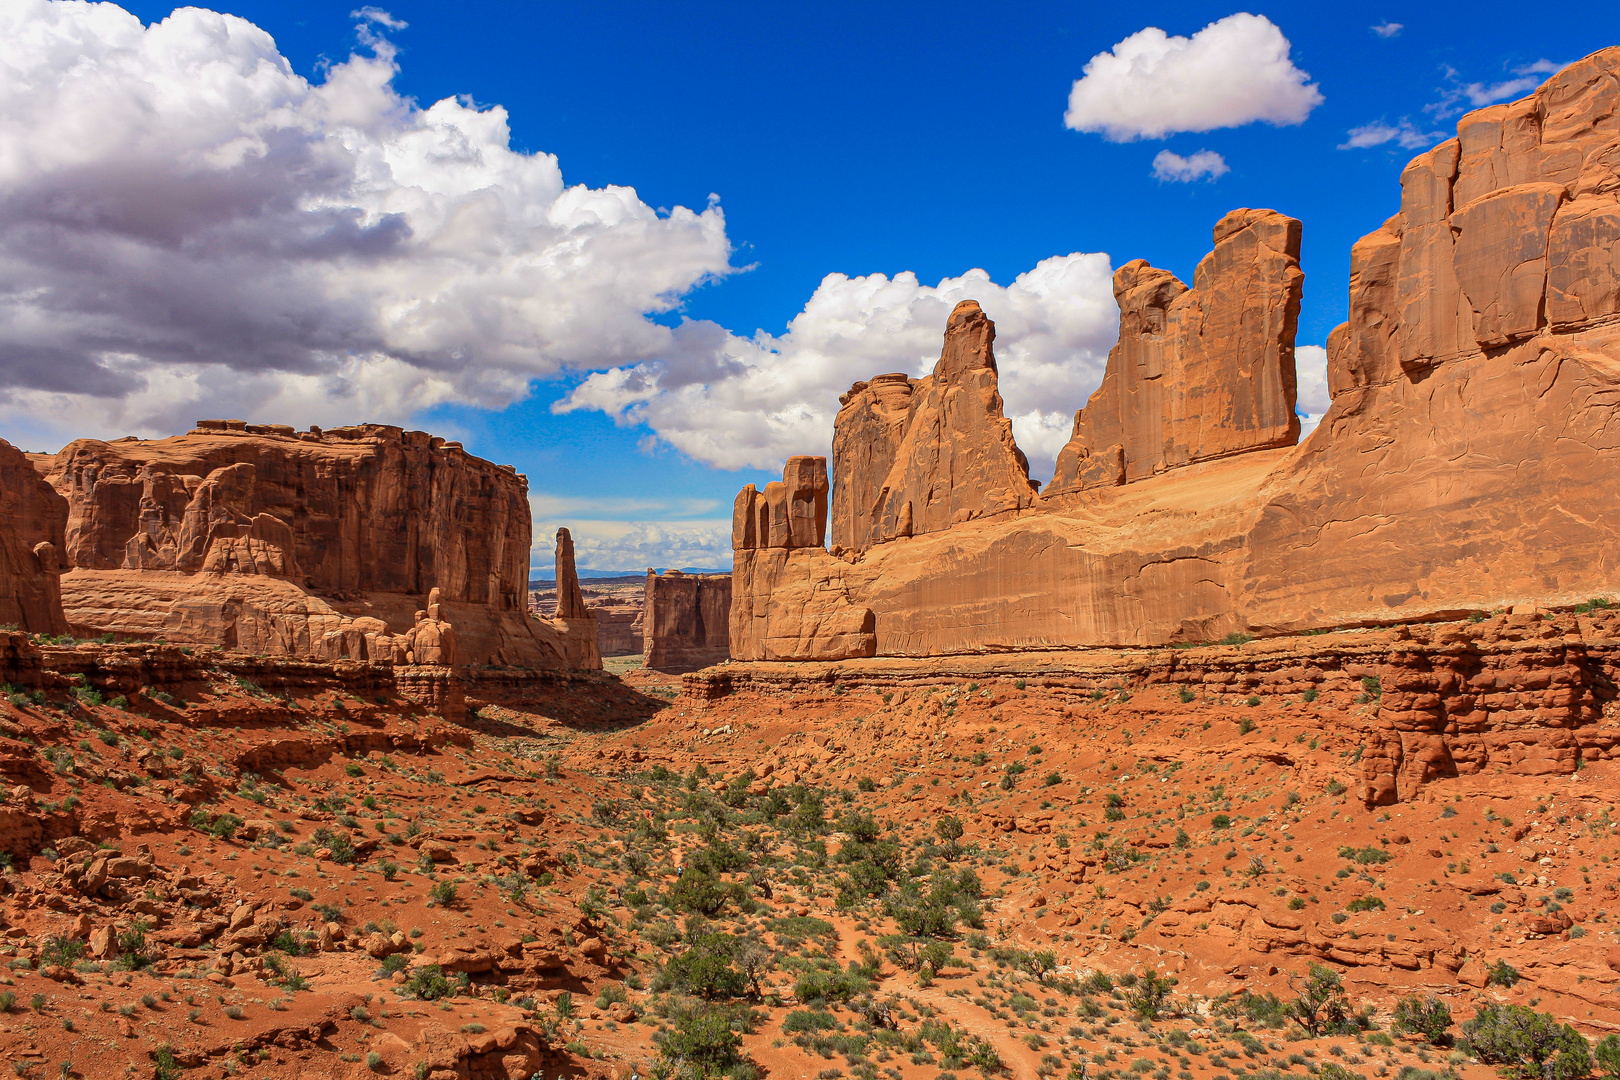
xmin=733 ymin=47 xmax=1620 ymax=658
xmin=36 ymin=422 xmax=597 ymax=669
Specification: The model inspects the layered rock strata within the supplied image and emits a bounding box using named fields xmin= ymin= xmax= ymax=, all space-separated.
xmin=642 ymin=570 xmax=731 ymax=674
xmin=732 ymin=48 xmax=1620 ymax=661
xmin=1050 ymin=209 xmax=1303 ymax=493
xmin=693 ymin=609 xmax=1620 ymax=805
xmin=37 ymin=422 xmax=597 ymax=669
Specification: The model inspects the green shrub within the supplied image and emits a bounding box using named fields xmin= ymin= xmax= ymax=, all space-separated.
xmin=113 ymin=920 xmax=151 ymax=970
xmin=1486 ymin=958 xmax=1522 ymax=987
xmin=153 ymin=1044 xmax=182 ymax=1080
xmin=668 ymin=868 xmax=733 ymax=915
xmin=782 ymin=1009 xmax=839 ymax=1034
xmin=38 ymin=936 xmax=85 ymax=969
xmin=1337 ymin=845 xmax=1391 ymax=864
xmin=402 ymin=965 xmax=454 ymax=1000
xmin=1287 ymin=963 xmax=1358 ymax=1036
xmin=1594 ymin=1034 xmax=1620 ymax=1079
xmin=654 ymin=935 xmax=747 ymax=1000
xmin=1464 ymin=1003 xmax=1589 ymax=1080
xmin=1393 ymin=995 xmax=1452 ymax=1045
xmin=656 ymin=1008 xmax=747 ymax=1078
xmin=1346 ymin=896 xmax=1385 ymax=913
xmin=1126 ymin=971 xmax=1176 ymax=1020
xmin=794 ymin=965 xmax=872 ymax=1004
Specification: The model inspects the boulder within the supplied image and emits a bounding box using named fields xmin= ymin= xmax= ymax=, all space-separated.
xmin=417 ymin=840 xmax=455 ymax=863
xmin=88 ymin=926 xmax=115 ymax=959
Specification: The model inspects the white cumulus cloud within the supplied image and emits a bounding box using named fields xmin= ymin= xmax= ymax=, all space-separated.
xmin=558 ymin=254 xmax=1121 ymax=483
xmin=1339 ymin=118 xmax=1442 ymax=150
xmin=529 ymin=518 xmax=733 ymax=576
xmin=1294 ymin=344 xmax=1331 ymax=437
xmin=1151 ymin=149 xmax=1229 ymax=182
xmin=1429 ymin=59 xmax=1565 ymax=118
xmin=1370 ymin=22 xmax=1403 ymax=38
xmin=1064 ymin=13 xmax=1323 ymax=141
xmin=0 ymin=0 xmax=735 ymax=444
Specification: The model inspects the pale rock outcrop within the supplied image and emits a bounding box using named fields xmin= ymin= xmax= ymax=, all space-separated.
xmin=1050 ymin=209 xmax=1303 ymax=493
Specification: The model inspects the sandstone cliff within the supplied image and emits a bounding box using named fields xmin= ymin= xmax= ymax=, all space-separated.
xmin=0 ymin=438 xmax=68 ymax=636
xmin=830 ymin=301 xmax=1036 ymax=554
xmin=1050 ymin=208 xmax=1303 ymax=493
xmin=642 ymin=570 xmax=731 ymax=674
xmin=732 ymin=48 xmax=1620 ymax=661
xmin=828 ymin=373 xmax=914 ymax=554
xmin=41 ymin=422 xmax=597 ymax=669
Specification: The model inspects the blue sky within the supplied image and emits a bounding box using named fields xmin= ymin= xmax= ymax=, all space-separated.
xmin=3 ymin=1 xmax=1617 ymax=571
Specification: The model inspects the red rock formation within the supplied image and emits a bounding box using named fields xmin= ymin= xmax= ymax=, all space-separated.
xmin=553 ymin=528 xmax=590 ymax=620
xmin=0 ymin=439 xmax=69 ymax=636
xmin=732 ymin=458 xmax=876 ymax=662
xmin=693 ymin=609 xmax=1620 ymax=803
xmin=828 ymin=373 xmax=914 ymax=554
xmin=827 ymin=302 xmax=1036 ymax=554
xmin=641 ymin=570 xmax=731 ymax=674
xmin=40 ymin=422 xmax=597 ymax=669
xmin=731 ymin=48 xmax=1620 ymax=662
xmin=1050 ymin=209 xmax=1303 ymax=493
xmin=593 ymin=599 xmax=644 ymax=656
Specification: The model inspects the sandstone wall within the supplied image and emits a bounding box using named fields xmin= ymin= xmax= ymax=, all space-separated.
xmin=1050 ymin=209 xmax=1303 ymax=494
xmin=642 ymin=571 xmax=732 ymax=673
xmin=731 ymin=48 xmax=1620 ymax=661
xmin=41 ymin=422 xmax=597 ymax=669
xmin=0 ymin=439 xmax=68 ymax=636
xmin=829 ymin=301 xmax=1036 ymax=554
xmin=828 ymin=374 xmax=915 ymax=554
xmin=593 ymin=599 xmax=644 ymax=657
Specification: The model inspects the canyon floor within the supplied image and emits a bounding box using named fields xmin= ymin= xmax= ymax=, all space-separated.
xmin=1 ymin=626 xmax=1615 ymax=1080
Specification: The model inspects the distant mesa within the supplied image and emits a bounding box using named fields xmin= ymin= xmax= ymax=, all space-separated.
xmin=0 ymin=421 xmax=598 ymax=671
